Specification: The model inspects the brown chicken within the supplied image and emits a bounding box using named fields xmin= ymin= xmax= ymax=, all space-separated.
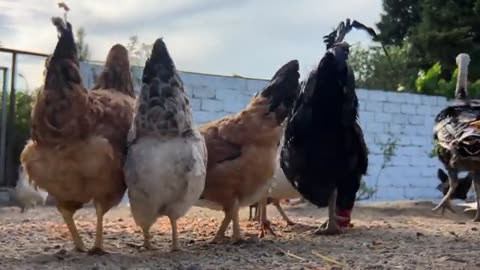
xmin=197 ymin=60 xmax=300 ymax=242
xmin=20 ymin=17 xmax=134 ymax=254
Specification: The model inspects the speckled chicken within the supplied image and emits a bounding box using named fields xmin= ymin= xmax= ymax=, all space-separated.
xmin=433 ymin=53 xmax=480 ymax=221
xmin=124 ymin=38 xmax=207 ymax=251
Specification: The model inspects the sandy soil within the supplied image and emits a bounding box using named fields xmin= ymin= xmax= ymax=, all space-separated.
xmin=0 ymin=200 xmax=479 ymax=270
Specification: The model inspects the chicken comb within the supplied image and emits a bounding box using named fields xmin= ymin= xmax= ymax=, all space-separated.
xmin=323 ymin=19 xmax=394 ymax=70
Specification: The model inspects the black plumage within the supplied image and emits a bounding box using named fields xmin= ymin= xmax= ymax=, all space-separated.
xmin=280 ymin=19 xmax=369 ymax=234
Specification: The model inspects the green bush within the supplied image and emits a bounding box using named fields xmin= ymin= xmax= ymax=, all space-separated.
xmin=415 ymin=62 xmax=480 ymax=98
xmin=2 ymin=90 xmax=34 ymax=184
xmin=349 ymin=42 xmax=419 ymax=91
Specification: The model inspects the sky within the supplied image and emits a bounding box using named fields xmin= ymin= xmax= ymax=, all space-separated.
xmin=0 ymin=0 xmax=383 ymax=91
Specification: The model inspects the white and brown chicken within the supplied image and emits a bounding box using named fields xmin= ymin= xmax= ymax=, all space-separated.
xmin=124 ymin=38 xmax=207 ymax=251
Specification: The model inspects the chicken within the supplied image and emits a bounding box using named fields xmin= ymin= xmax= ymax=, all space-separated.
xmin=433 ymin=53 xmax=480 ymax=221
xmin=436 ymin=168 xmax=472 ymax=202
xmin=256 ymin=171 xmax=301 ymax=238
xmin=249 ymin=135 xmax=301 ymax=237
xmin=124 ymin=38 xmax=207 ymax=252
xmin=253 ymin=170 xmax=301 ymax=226
xmin=20 ymin=17 xmax=135 ymax=254
xmin=197 ymin=60 xmax=300 ymax=243
xmin=280 ymin=20 xmax=369 ymax=235
xmin=14 ymin=164 xmax=48 ymax=213
xmin=249 ymin=197 xmax=297 ymax=226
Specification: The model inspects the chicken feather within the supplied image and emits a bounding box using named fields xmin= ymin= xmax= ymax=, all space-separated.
xmin=433 ymin=53 xmax=480 ymax=220
xmin=20 ymin=17 xmax=134 ymax=254
xmin=197 ymin=60 xmax=300 ymax=242
xmin=124 ymin=38 xmax=207 ymax=251
xmin=281 ymin=20 xmax=369 ymax=235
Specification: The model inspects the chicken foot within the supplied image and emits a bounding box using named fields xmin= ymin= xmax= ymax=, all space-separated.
xmin=169 ymin=217 xmax=182 ymax=252
xmin=141 ymin=228 xmax=154 ymax=250
xmin=127 ymin=226 xmax=155 ymax=250
xmin=315 ymin=189 xmax=341 ymax=235
xmin=212 ymin=201 xmax=244 ymax=243
xmin=472 ymin=172 xmax=480 ymax=222
xmin=258 ymin=199 xmax=277 ymax=238
xmin=211 ymin=211 xmax=233 ymax=243
xmin=231 ymin=202 xmax=244 ymax=243
xmin=57 ymin=204 xmax=86 ymax=252
xmin=432 ymin=168 xmax=458 ymax=214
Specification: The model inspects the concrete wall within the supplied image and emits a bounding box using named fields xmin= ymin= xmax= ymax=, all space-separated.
xmin=80 ymin=63 xmax=445 ymax=201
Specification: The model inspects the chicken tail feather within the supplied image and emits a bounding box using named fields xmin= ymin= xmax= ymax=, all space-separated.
xmin=133 ymin=38 xmax=193 ymax=138
xmin=92 ymin=44 xmax=135 ymax=97
xmin=50 ymin=16 xmax=78 ymax=67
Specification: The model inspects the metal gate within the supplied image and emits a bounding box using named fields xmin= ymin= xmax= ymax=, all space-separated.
xmin=0 ymin=48 xmax=49 ymax=186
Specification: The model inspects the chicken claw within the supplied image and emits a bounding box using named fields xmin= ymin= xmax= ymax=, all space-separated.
xmin=210 ymin=235 xmax=229 ymax=244
xmin=314 ymin=219 xmax=341 ymax=235
xmin=73 ymin=246 xmax=87 ymax=253
xmin=432 ymin=198 xmax=456 ymax=214
xmin=57 ymin=206 xmax=86 ymax=252
xmin=87 ymin=247 xmax=108 ymax=256
xmin=258 ymin=220 xmax=277 ymax=238
xmin=315 ymin=190 xmax=342 ymax=235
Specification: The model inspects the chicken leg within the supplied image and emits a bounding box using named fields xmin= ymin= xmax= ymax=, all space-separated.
xmin=258 ymin=198 xmax=276 ymax=238
xmin=88 ymin=202 xmax=108 ymax=255
xmin=273 ymin=200 xmax=295 ymax=226
xmin=472 ymin=172 xmax=480 ymax=222
xmin=231 ymin=202 xmax=244 ymax=243
xmin=169 ymin=217 xmax=181 ymax=251
xmin=315 ymin=189 xmax=341 ymax=235
xmin=433 ymin=168 xmax=458 ymax=214
xmin=211 ymin=211 xmax=232 ymax=243
xmin=57 ymin=203 xmax=86 ymax=252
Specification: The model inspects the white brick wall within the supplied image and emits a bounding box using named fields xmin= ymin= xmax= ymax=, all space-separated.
xmin=80 ymin=63 xmax=446 ymax=202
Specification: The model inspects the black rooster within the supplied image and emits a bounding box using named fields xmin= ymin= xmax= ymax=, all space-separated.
xmin=280 ymin=19 xmax=370 ymax=234
xmin=433 ymin=53 xmax=480 ymax=221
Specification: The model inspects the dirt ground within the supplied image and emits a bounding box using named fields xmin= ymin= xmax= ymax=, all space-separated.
xmin=0 ymin=200 xmax=479 ymax=270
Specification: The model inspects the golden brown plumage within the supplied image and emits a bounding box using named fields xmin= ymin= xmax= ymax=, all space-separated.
xmin=197 ymin=60 xmax=300 ymax=242
xmin=20 ymin=18 xmax=134 ymax=254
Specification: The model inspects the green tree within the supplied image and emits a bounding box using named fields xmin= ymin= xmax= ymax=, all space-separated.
xmin=3 ymin=90 xmax=35 ymax=185
xmin=126 ymin=35 xmax=152 ymax=66
xmin=409 ymin=0 xmax=480 ymax=79
xmin=349 ymin=43 xmax=418 ymax=91
xmin=376 ymin=0 xmax=422 ymax=46
xmin=76 ymin=27 xmax=90 ymax=61
xmin=415 ymin=62 xmax=480 ymax=98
